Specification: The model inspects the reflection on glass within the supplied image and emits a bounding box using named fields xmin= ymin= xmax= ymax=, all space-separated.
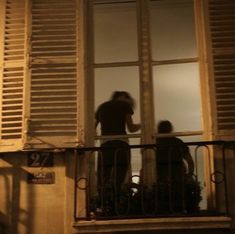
xmin=94 ymin=2 xmax=138 ymax=63
xmin=95 ymin=67 xmax=140 ymax=132
xmin=153 ymin=63 xmax=202 ymax=132
xmin=150 ymin=0 xmax=197 ymax=60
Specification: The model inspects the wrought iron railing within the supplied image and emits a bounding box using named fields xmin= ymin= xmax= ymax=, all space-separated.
xmin=74 ymin=140 xmax=234 ymax=221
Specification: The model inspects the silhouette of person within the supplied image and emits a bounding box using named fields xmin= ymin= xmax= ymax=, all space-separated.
xmin=155 ymin=120 xmax=194 ymax=213
xmin=95 ymin=91 xmax=140 ymax=201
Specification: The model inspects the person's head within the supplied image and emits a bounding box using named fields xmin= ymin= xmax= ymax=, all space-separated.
xmin=111 ymin=91 xmax=135 ymax=108
xmin=157 ymin=120 xmax=173 ymax=134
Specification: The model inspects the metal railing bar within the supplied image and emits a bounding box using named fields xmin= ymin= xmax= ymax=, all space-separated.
xmin=76 ymin=140 xmax=228 ymax=152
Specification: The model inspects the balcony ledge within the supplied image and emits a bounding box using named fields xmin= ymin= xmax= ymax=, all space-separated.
xmin=73 ymin=216 xmax=231 ymax=233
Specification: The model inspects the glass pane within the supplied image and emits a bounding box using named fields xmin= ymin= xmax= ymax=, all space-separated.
xmin=153 ymin=63 xmax=202 ymax=132
xmin=94 ymin=2 xmax=138 ymax=63
xmin=150 ymin=0 xmax=197 ymax=60
xmin=129 ymin=137 xmax=142 ymax=176
xmin=94 ymin=67 xmax=140 ymax=134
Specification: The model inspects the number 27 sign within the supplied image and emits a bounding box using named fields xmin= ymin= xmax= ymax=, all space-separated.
xmin=27 ymin=152 xmax=54 ymax=167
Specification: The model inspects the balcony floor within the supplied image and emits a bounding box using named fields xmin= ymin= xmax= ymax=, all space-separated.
xmin=73 ymin=216 xmax=231 ymax=233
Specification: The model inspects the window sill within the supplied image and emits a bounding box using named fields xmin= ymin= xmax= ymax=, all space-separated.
xmin=73 ymin=216 xmax=231 ymax=233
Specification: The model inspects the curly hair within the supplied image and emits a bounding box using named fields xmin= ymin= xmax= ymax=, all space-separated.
xmin=111 ymin=91 xmax=135 ymax=109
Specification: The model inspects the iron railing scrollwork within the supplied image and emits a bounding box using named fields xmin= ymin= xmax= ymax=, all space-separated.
xmin=74 ymin=140 xmax=233 ymax=221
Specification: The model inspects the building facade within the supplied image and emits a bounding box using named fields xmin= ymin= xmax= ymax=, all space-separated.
xmin=0 ymin=0 xmax=235 ymax=233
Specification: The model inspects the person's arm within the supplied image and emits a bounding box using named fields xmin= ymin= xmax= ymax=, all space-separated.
xmin=126 ymin=114 xmax=141 ymax=133
xmin=95 ymin=107 xmax=100 ymax=130
xmin=95 ymin=119 xmax=99 ymax=129
xmin=184 ymin=148 xmax=194 ymax=175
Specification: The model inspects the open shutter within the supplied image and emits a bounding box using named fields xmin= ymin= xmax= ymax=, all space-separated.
xmin=208 ymin=0 xmax=235 ymax=137
xmin=0 ymin=0 xmax=27 ymax=152
xmin=0 ymin=0 xmax=84 ymax=151
xmin=26 ymin=0 xmax=83 ymax=149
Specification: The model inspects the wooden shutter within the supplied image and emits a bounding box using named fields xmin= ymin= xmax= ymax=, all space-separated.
xmin=208 ymin=0 xmax=235 ymax=136
xmin=0 ymin=0 xmax=27 ymax=152
xmin=0 ymin=0 xmax=84 ymax=151
xmin=27 ymin=0 xmax=83 ymax=149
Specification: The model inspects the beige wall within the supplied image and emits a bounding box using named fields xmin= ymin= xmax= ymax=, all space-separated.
xmin=0 ymin=151 xmax=75 ymax=234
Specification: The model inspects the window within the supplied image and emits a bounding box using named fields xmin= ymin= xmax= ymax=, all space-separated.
xmin=88 ymin=0 xmax=203 ymax=178
xmin=78 ymin=0 xmax=235 ymax=226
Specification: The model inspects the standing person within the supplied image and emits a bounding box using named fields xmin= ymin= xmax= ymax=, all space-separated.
xmin=95 ymin=91 xmax=141 ymax=203
xmin=155 ymin=120 xmax=194 ymax=213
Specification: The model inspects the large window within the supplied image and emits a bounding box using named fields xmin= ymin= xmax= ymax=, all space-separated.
xmin=89 ymin=0 xmax=203 ymax=176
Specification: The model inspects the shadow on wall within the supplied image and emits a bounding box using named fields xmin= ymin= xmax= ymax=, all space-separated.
xmin=0 ymin=211 xmax=7 ymax=234
xmin=0 ymin=154 xmax=35 ymax=234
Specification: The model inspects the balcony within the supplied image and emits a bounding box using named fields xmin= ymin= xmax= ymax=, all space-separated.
xmin=73 ymin=140 xmax=234 ymax=233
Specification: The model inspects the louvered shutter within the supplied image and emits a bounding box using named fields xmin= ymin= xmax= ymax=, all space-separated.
xmin=27 ymin=0 xmax=83 ymax=149
xmin=0 ymin=0 xmax=27 ymax=152
xmin=208 ymin=0 xmax=235 ymax=137
xmin=0 ymin=0 xmax=84 ymax=151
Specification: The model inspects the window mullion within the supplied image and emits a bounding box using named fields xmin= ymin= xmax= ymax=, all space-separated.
xmin=137 ymin=0 xmax=155 ymax=144
xmin=137 ymin=0 xmax=155 ymax=187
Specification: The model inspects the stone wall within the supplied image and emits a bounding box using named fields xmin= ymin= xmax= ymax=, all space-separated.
xmin=0 ymin=151 xmax=75 ymax=234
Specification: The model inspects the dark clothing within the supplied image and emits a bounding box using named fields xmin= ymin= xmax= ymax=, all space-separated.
xmin=155 ymin=137 xmax=189 ymax=213
xmin=95 ymin=100 xmax=133 ymax=206
xmin=156 ymin=137 xmax=188 ymax=166
xmin=98 ymin=140 xmax=130 ymax=195
xmin=95 ymin=100 xmax=133 ymax=135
